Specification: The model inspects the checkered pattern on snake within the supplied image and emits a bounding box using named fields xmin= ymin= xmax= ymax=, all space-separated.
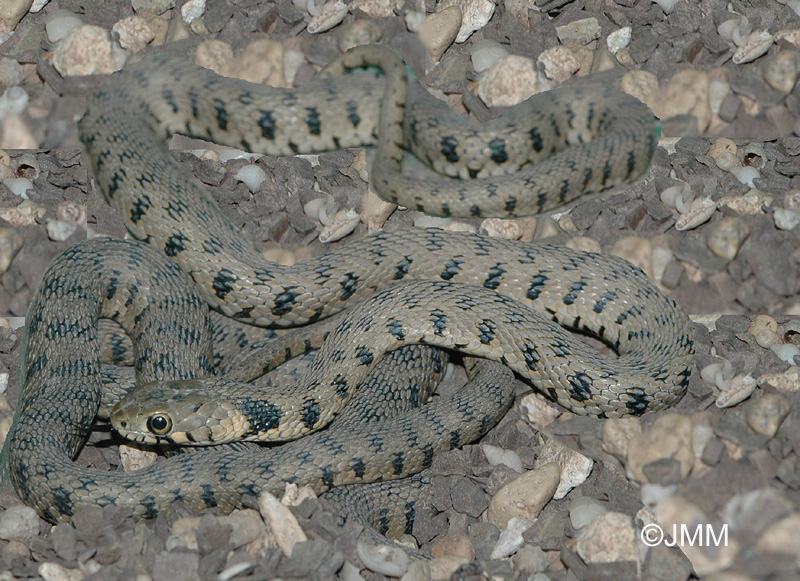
xmin=2 ymin=44 xmax=694 ymax=525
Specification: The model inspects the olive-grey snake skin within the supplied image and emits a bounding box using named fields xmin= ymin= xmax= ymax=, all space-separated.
xmin=2 ymin=44 xmax=693 ymax=530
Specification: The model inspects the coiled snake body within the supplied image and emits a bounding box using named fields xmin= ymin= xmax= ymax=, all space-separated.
xmin=3 ymin=45 xmax=693 ymax=527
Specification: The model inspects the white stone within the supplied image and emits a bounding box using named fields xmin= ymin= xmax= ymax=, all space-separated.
xmin=181 ymin=0 xmax=206 ymax=24
xmin=0 ymin=505 xmax=39 ymax=540
xmin=234 ymin=164 xmax=267 ymax=193
xmin=356 ymin=540 xmax=409 ymax=577
xmin=442 ymin=0 xmax=495 ymax=43
xmin=569 ymin=497 xmax=607 ymax=529
xmin=490 ymin=517 xmax=534 ymax=559
xmin=606 ymin=26 xmax=631 ymax=54
xmin=44 ymin=9 xmax=83 ymax=43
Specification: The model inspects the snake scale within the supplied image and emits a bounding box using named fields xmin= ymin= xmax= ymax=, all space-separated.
xmin=3 ymin=44 xmax=694 ymax=530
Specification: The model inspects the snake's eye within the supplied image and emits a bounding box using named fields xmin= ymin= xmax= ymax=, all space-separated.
xmin=147 ymin=413 xmax=172 ymax=435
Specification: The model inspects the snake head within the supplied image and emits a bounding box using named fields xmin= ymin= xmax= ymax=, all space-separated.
xmin=109 ymin=379 xmax=250 ymax=446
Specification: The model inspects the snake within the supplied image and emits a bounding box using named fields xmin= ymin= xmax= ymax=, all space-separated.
xmin=2 ymin=43 xmax=694 ymax=529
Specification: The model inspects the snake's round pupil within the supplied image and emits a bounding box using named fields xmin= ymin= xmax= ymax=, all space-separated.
xmin=147 ymin=414 xmax=170 ymax=434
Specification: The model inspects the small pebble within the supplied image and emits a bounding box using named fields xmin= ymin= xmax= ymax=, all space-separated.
xmin=234 ymin=164 xmax=267 ymax=193
xmin=53 ymin=25 xmax=124 ymax=76
xmin=258 ymin=491 xmax=307 ymax=556
xmin=761 ymin=50 xmax=800 ymax=93
xmin=651 ymin=0 xmax=680 ymax=13
xmin=0 ymin=0 xmax=32 ymax=33
xmin=747 ymin=315 xmax=779 ymax=348
xmin=620 ymin=69 xmax=658 ymax=105
xmin=45 ymin=9 xmax=84 ymax=43
xmin=356 ymin=540 xmax=409 ymax=577
xmin=770 ymin=343 xmax=800 ymax=365
xmin=477 ymin=55 xmax=539 ymax=107
xmin=648 ymin=70 xmax=711 ymax=133
xmin=0 ymin=227 xmax=22 ymax=273
xmin=3 ymin=177 xmax=33 ymax=198
xmin=490 ymin=517 xmax=534 ymax=559
xmin=601 ymin=417 xmax=642 ymax=462
xmin=519 ymin=393 xmax=561 ymax=429
xmin=46 ymin=219 xmax=78 ymax=242
xmin=471 ymin=39 xmax=508 ymax=73
xmin=429 ymin=555 xmax=469 ymax=579
xmin=180 ymin=0 xmax=205 ymax=24
xmin=705 ymin=217 xmax=750 ymax=261
xmin=606 ymin=26 xmax=631 ymax=54
xmin=482 ymin=444 xmax=523 ymax=473
xmin=773 ymin=208 xmax=800 ymax=230
xmin=718 ymin=16 xmax=751 ymax=46
xmin=0 ymin=57 xmax=24 ymax=87
xmin=627 ymin=413 xmax=693 ymax=484
xmin=512 ymin=544 xmax=549 ymax=575
xmin=419 ymin=5 xmax=462 ymax=63
xmin=555 ymin=17 xmax=601 ymax=46
xmin=758 ymin=365 xmax=800 ymax=393
xmin=743 ymin=393 xmax=790 ymax=438
xmin=720 ymin=189 xmax=772 ymax=214
xmin=358 ymin=0 xmax=402 ymax=19
xmin=537 ymin=46 xmax=580 ymax=83
xmin=38 ymin=562 xmax=84 ymax=581
xmin=307 ymin=0 xmax=348 ymax=34
xmin=112 ymin=16 xmax=155 ymax=52
xmin=480 ymin=218 xmax=522 ymax=240
xmin=487 ymin=462 xmax=560 ymax=529
xmin=441 ymin=0 xmax=494 ymax=43
xmin=755 ymin=513 xmax=800 ymax=555
xmin=733 ymin=30 xmax=774 ymax=64
xmin=707 ymin=138 xmax=739 ymax=171
xmin=429 ymin=533 xmax=475 ymax=560
xmin=0 ymin=85 xmax=29 ymax=118
xmin=576 ymin=512 xmax=638 ymax=564
xmin=536 ymin=440 xmax=594 ymax=500
xmin=0 ymin=506 xmax=40 ymax=540
xmin=318 ymin=208 xmax=360 ymax=243
xmin=675 ymin=196 xmax=716 ymax=231
xmin=569 ymin=497 xmax=607 ymax=529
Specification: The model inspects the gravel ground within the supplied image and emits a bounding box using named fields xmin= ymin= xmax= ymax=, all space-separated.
xmin=0 ymin=1 xmax=799 ymax=580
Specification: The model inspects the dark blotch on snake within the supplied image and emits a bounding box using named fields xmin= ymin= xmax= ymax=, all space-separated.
xmin=563 ymin=279 xmax=587 ymax=305
xmin=440 ymin=136 xmax=459 ymax=163
xmin=567 ymin=372 xmax=594 ymax=402
xmin=339 ymin=272 xmax=359 ymax=301
xmin=393 ymin=257 xmax=412 ymax=280
xmin=522 ymin=342 xmax=540 ymax=370
xmin=258 ymin=110 xmax=276 ymax=140
xmin=302 ymin=399 xmax=321 ymax=429
xmin=271 ymin=287 xmax=301 ymax=316
xmin=237 ymin=398 xmax=283 ymax=434
xmin=439 ymin=258 xmax=463 ymax=280
xmin=351 ymin=458 xmax=366 ymax=478
xmin=130 ymin=195 xmax=151 ymax=224
xmin=211 ymin=268 xmax=237 ymax=300
xmin=430 ymin=310 xmax=447 ymax=336
xmin=477 ymin=319 xmax=496 ymax=345
xmin=525 ymin=274 xmax=548 ymax=301
xmin=163 ymin=232 xmax=188 ymax=257
xmin=489 ymin=138 xmax=508 ymax=165
xmin=305 ymin=106 xmax=322 ymax=135
xmin=483 ymin=264 xmax=505 ymax=290
xmin=213 ymin=98 xmax=228 ymax=131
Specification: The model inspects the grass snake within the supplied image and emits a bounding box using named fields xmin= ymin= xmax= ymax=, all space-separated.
xmin=2 ymin=44 xmax=694 ymax=530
